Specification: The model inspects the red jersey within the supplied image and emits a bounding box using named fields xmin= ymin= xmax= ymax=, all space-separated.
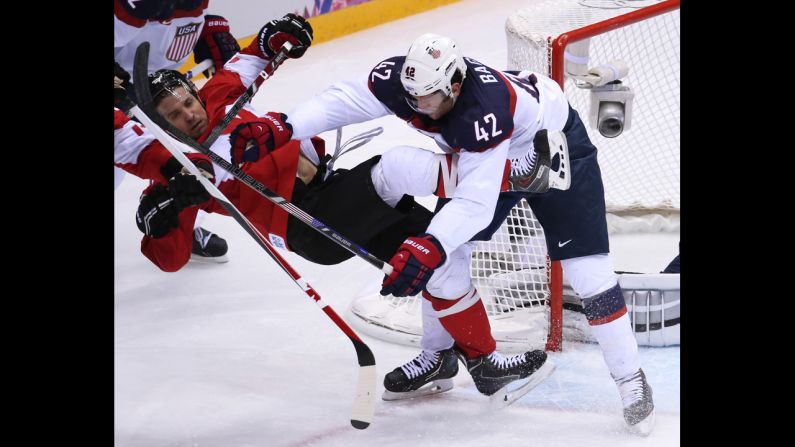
xmin=139 ymin=51 xmax=322 ymax=272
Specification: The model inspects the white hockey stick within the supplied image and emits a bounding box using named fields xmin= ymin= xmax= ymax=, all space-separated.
xmin=131 ymin=100 xmax=376 ymax=429
xmin=183 ymin=59 xmax=214 ymax=80
xmin=128 ymin=41 xmax=377 ymax=429
xmin=135 ymin=44 xmax=394 ymax=276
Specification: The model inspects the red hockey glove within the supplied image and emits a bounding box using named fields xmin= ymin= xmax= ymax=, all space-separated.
xmin=193 ymin=15 xmax=240 ymax=77
xmin=229 ymin=113 xmax=293 ymax=165
xmin=381 ymin=234 xmax=447 ymax=297
xmin=252 ymin=13 xmax=313 ymax=59
xmin=160 ymin=152 xmax=215 ymax=182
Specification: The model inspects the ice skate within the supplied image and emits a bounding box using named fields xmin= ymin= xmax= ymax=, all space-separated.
xmin=382 ymin=348 xmax=458 ymax=401
xmin=459 ymin=349 xmax=554 ymax=408
xmin=615 ymin=368 xmax=655 ymax=436
xmin=190 ymin=227 xmax=229 ymax=263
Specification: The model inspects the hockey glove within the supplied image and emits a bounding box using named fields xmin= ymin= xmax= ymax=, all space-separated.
xmin=193 ymin=15 xmax=240 ymax=77
xmin=160 ymin=152 xmax=215 ymax=183
xmin=229 ymin=113 xmax=293 ymax=165
xmin=167 ymin=171 xmax=211 ymax=210
xmin=136 ymin=184 xmax=179 ymax=238
xmin=135 ymin=173 xmax=209 ymax=238
xmin=381 ymin=233 xmax=447 ymax=297
xmin=254 ymin=13 xmax=313 ymax=59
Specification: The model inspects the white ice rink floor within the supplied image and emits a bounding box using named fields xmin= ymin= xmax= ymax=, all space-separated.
xmin=115 ymin=1 xmax=680 ymax=445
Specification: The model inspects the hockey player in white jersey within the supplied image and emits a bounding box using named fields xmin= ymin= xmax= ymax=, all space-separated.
xmin=268 ymin=34 xmax=655 ymax=433
xmin=114 ymin=0 xmax=239 ymax=78
xmin=115 ymin=0 xmax=242 ymax=262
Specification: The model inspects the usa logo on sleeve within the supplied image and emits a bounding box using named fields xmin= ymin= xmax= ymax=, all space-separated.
xmin=166 ymin=22 xmax=202 ymax=62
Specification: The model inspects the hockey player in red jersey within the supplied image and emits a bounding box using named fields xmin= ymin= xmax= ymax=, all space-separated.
xmin=133 ymin=15 xmax=433 ymax=276
xmin=115 ymin=0 xmax=242 ymax=262
xmin=272 ymin=33 xmax=654 ymax=433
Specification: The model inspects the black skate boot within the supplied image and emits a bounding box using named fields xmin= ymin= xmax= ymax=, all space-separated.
xmin=614 ymin=368 xmax=655 ymax=436
xmin=459 ymin=349 xmax=555 ymax=408
xmin=382 ymin=348 xmax=459 ymax=401
xmin=190 ymin=227 xmax=229 ymax=263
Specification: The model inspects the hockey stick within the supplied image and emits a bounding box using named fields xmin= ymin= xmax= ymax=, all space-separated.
xmin=203 ymin=42 xmax=293 ymax=147
xmin=183 ymin=59 xmax=214 ymax=80
xmin=129 ymin=42 xmax=376 ymax=430
xmin=326 ymin=127 xmax=384 ymax=178
xmin=136 ymin=44 xmax=394 ymax=276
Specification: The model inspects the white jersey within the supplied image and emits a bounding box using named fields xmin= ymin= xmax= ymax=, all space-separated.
xmin=286 ymin=56 xmax=569 ymax=255
xmin=114 ymin=0 xmax=209 ymax=76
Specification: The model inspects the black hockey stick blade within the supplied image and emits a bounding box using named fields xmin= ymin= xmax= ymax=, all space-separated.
xmin=132 ymin=42 xmax=160 ymax=119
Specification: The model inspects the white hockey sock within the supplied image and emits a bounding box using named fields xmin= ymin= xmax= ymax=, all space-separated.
xmin=193 ymin=209 xmax=208 ymax=230
xmin=420 ymin=298 xmax=454 ymax=352
xmin=589 ymin=312 xmax=641 ymax=380
xmin=563 ymin=255 xmax=641 ymax=379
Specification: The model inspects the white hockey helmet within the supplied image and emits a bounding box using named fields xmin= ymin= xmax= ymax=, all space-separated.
xmin=400 ymin=33 xmax=467 ymax=99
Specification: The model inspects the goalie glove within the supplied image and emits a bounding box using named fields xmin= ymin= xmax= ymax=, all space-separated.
xmin=381 ymin=234 xmax=447 ymax=297
xmin=135 ymin=173 xmax=210 ymax=238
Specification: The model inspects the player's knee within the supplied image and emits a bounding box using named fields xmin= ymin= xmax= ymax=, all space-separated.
xmin=376 ymin=146 xmax=438 ymax=194
xmin=379 ymin=145 xmax=421 ymax=171
xmin=424 ymin=244 xmax=473 ymax=298
xmin=561 ymin=253 xmax=617 ymax=298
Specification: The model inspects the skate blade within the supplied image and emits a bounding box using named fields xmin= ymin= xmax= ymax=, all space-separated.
xmin=382 ymin=378 xmax=454 ymax=401
xmin=489 ymin=359 xmax=556 ymax=409
xmin=627 ymin=409 xmax=655 ymax=436
xmin=189 ymin=253 xmax=230 ymax=264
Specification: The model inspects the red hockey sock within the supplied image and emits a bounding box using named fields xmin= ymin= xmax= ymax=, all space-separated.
xmin=423 ymin=289 xmax=496 ymax=359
